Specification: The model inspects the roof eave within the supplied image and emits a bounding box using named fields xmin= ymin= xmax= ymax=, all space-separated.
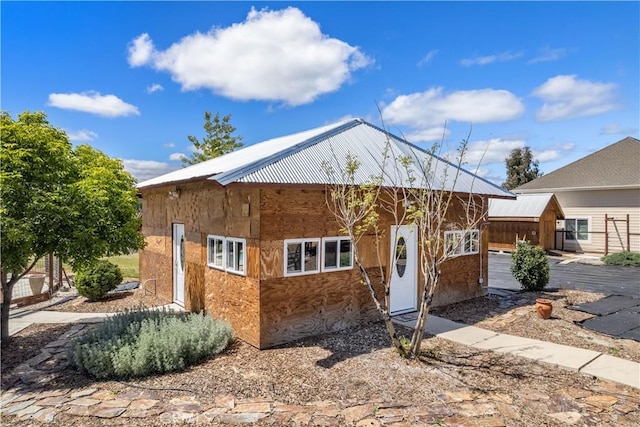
xmin=515 ymin=184 xmax=639 ymax=193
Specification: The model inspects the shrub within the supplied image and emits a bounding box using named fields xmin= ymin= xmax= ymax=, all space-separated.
xmin=75 ymin=260 xmax=123 ymax=300
xmin=601 ymin=251 xmax=640 ymax=267
xmin=70 ymin=308 xmax=234 ymax=379
xmin=511 ymin=240 xmax=550 ymax=292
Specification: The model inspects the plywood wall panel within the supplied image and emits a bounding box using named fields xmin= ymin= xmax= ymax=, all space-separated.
xmin=433 ymin=255 xmax=484 ymax=307
xmin=185 ymin=261 xmax=205 ymax=312
xmin=139 ymin=249 xmax=173 ymax=304
xmin=260 ymin=268 xmax=381 ymax=348
xmin=204 ymin=269 xmax=260 ymax=348
xmin=260 ymin=240 xmax=283 ymax=280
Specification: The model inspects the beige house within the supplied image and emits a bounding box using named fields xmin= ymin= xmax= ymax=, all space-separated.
xmin=514 ymin=137 xmax=640 ymax=254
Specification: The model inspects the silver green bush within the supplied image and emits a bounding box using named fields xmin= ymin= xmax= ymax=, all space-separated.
xmin=70 ymin=308 xmax=234 ymax=379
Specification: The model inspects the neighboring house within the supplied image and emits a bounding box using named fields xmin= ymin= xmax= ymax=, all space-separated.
xmin=137 ymin=118 xmax=512 ymax=349
xmin=514 ymin=137 xmax=640 ymax=254
xmin=488 ymin=193 xmax=564 ymax=252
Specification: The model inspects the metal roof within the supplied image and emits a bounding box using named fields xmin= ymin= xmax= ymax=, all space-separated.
xmin=138 ymin=118 xmax=513 ymax=199
xmin=489 ymin=193 xmax=563 ymax=218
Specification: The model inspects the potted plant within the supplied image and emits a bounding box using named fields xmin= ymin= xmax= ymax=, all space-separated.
xmin=28 ymin=274 xmax=46 ymax=295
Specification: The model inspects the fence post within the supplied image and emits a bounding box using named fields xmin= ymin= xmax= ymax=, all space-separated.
xmin=604 ymin=214 xmax=608 ymax=256
xmin=627 ymin=214 xmax=631 ymax=252
xmin=48 ymin=253 xmax=54 ymax=294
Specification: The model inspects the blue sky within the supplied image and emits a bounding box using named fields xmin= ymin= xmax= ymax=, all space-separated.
xmin=2 ymin=1 xmax=638 ymax=184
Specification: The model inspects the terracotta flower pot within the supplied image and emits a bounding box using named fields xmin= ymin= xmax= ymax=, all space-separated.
xmin=535 ymin=298 xmax=553 ymax=319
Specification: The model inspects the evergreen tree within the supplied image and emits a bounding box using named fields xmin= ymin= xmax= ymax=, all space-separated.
xmin=502 ymin=146 xmax=542 ymax=190
xmin=182 ymin=112 xmax=243 ymax=166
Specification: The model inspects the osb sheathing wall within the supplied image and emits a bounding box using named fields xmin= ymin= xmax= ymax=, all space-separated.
xmin=140 ymin=181 xmax=262 ymax=348
xmin=257 ymin=188 xmax=488 ymax=348
xmin=258 ymin=188 xmax=388 ymax=348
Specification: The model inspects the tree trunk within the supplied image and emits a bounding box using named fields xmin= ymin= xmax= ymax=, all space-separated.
xmin=1 ymin=260 xmax=38 ymax=346
xmin=354 ymin=257 xmax=408 ymax=357
xmin=1 ymin=279 xmax=16 ymax=346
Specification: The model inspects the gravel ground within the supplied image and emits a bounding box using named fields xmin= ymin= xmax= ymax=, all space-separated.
xmin=3 ymin=287 xmax=640 ymax=426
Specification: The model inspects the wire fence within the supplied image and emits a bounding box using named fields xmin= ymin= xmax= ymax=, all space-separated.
xmin=3 ymin=254 xmax=71 ymax=306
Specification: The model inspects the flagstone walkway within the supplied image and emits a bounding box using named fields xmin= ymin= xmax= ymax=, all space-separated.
xmin=2 ymin=324 xmax=640 ymax=426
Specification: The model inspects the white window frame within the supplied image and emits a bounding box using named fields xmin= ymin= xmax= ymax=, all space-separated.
xmin=565 ymin=218 xmax=591 ymax=242
xmin=321 ymin=237 xmax=353 ymax=272
xmin=206 ymin=235 xmax=246 ymax=276
xmin=284 ymin=238 xmax=321 ymax=277
xmin=444 ymin=229 xmax=480 ymax=257
xmin=207 ymin=235 xmax=226 ymax=270
xmin=225 ymin=237 xmax=246 ymax=276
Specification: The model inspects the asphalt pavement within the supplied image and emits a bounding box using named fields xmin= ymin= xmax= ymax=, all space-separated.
xmin=488 ymin=252 xmax=640 ymax=297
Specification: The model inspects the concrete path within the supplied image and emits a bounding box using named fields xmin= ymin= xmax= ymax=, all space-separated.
xmin=393 ymin=314 xmax=640 ymax=390
xmin=7 ymin=303 xmax=184 ymax=337
xmin=488 ymin=252 xmax=640 ymax=297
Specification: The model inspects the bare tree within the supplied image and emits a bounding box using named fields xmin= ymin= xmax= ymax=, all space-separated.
xmin=323 ymin=123 xmax=487 ymax=358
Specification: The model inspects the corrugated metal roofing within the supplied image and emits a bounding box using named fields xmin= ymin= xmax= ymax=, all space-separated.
xmin=515 ymin=137 xmax=640 ymax=192
xmin=136 ymin=119 xmax=355 ymax=189
xmin=138 ymin=118 xmax=513 ymax=199
xmin=489 ymin=193 xmax=560 ymax=218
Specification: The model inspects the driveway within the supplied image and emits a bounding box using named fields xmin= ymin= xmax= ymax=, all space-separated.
xmin=488 ymin=252 xmax=640 ymax=297
xmin=488 ymin=251 xmax=640 ymax=340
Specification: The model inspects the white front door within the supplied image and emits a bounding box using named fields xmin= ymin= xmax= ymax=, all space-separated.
xmin=389 ymin=225 xmax=418 ymax=314
xmin=173 ymin=223 xmax=185 ymax=306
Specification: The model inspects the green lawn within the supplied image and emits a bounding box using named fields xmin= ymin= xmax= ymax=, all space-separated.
xmin=101 ymin=253 xmax=139 ymax=279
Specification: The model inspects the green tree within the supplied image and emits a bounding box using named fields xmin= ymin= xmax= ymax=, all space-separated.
xmin=182 ymin=112 xmax=243 ymax=166
xmin=0 ymin=111 xmax=144 ymax=344
xmin=502 ymin=146 xmax=542 ymax=190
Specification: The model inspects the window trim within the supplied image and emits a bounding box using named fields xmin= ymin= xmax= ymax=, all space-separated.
xmin=225 ymin=237 xmax=246 ymax=276
xmin=444 ymin=229 xmax=480 ymax=257
xmin=321 ymin=237 xmax=354 ymax=272
xmin=207 ymin=235 xmax=226 ymax=271
xmin=565 ymin=218 xmax=591 ymax=243
xmin=284 ymin=238 xmax=321 ymax=277
xmin=206 ymin=235 xmax=246 ymax=276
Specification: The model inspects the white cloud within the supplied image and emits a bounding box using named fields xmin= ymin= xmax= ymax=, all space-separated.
xmin=417 ymin=49 xmax=438 ymax=67
xmin=146 ymin=83 xmax=164 ymax=94
xmin=126 ymin=7 xmax=371 ymax=106
xmin=528 ymin=47 xmax=567 ymax=64
xmin=163 ymin=142 xmax=176 ymax=148
xmin=66 ymin=129 xmax=98 ymax=141
xmin=169 ymin=152 xmax=186 ymax=161
xmin=406 ymin=126 xmax=450 ymax=143
xmin=532 ymin=75 xmax=618 ymax=121
xmin=127 ymin=33 xmax=155 ymax=67
xmin=382 ymin=87 xmax=524 ymax=128
xmin=48 ymin=91 xmax=140 ymax=117
xmin=460 ymin=51 xmax=523 ymax=66
xmin=600 ymin=123 xmax=637 ymax=136
xmin=121 ymin=159 xmax=179 ymax=182
xmin=532 ymin=149 xmax=561 ymax=162
xmin=463 ymin=138 xmax=526 ymax=165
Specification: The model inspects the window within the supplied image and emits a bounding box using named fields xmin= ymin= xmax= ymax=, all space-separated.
xmin=284 ymin=238 xmax=320 ymax=276
xmin=207 ymin=235 xmax=225 ymax=270
xmin=322 ymin=237 xmax=353 ymax=271
xmin=444 ymin=230 xmax=480 ymax=256
xmin=565 ymin=219 xmax=589 ymax=241
xmin=206 ymin=235 xmax=246 ymax=275
xmin=226 ymin=238 xmax=246 ymax=275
